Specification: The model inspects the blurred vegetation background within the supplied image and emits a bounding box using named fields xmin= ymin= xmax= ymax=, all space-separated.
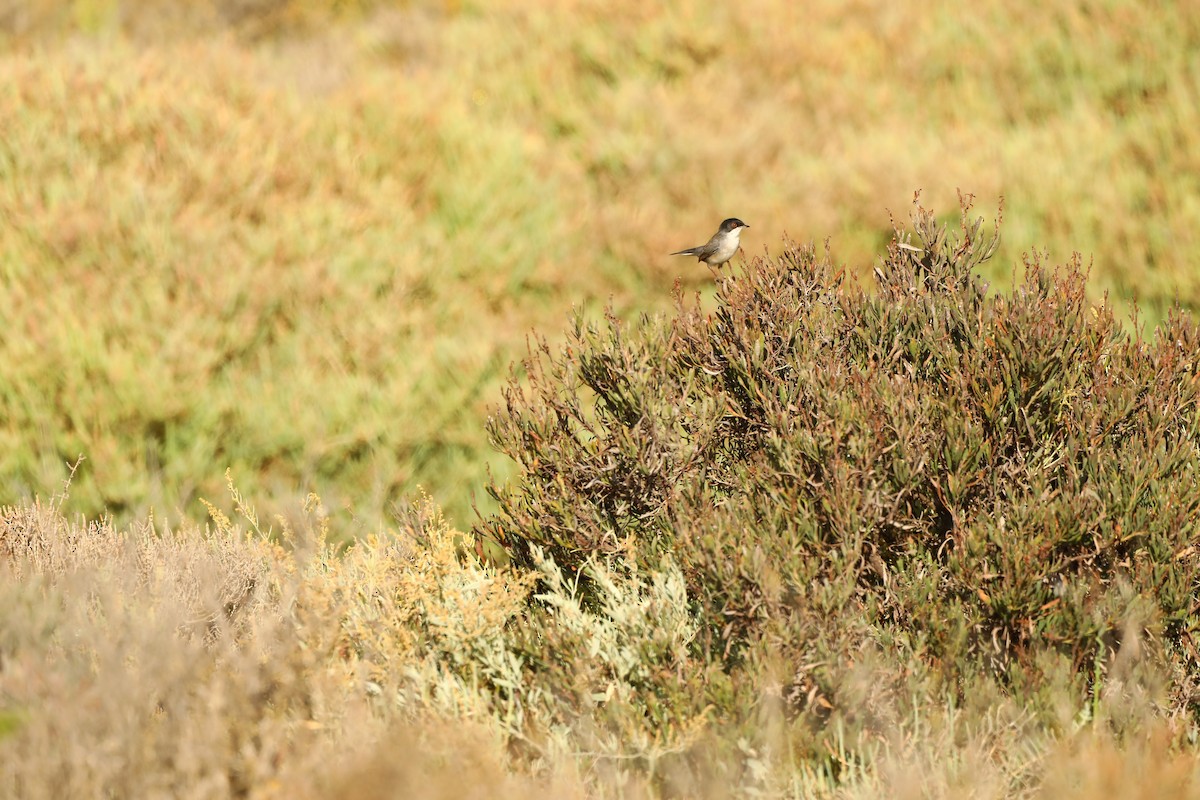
xmin=1 ymin=0 xmax=1197 ymax=533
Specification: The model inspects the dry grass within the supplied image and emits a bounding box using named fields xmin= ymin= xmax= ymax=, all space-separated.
xmin=2 ymin=494 xmax=1198 ymax=798
xmin=2 ymin=1 xmax=1198 ymax=532
xmin=0 ymin=492 xmax=567 ymax=798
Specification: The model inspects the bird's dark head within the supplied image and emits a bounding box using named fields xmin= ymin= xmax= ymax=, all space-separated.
xmin=720 ymin=218 xmax=749 ymax=233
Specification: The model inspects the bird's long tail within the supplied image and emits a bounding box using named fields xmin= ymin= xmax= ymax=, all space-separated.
xmin=670 ymin=247 xmax=700 ymax=256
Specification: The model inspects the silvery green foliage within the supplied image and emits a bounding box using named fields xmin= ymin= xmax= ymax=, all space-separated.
xmin=531 ymin=544 xmax=698 ymax=697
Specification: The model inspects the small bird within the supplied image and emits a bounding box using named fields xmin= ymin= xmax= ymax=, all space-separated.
xmin=671 ymin=218 xmax=750 ymax=269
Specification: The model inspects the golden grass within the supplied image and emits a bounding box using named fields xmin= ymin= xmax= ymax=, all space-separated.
xmin=0 ymin=493 xmax=560 ymax=798
xmin=1 ymin=1 xmax=1198 ymax=537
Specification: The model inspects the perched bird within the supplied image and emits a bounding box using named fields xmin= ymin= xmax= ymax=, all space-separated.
xmin=671 ymin=218 xmax=750 ymax=269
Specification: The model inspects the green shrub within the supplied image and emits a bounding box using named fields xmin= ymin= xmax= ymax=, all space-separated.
xmin=479 ymin=198 xmax=1200 ymax=749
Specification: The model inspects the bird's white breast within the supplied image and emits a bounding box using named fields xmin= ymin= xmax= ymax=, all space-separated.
xmin=709 ymin=229 xmax=742 ymax=263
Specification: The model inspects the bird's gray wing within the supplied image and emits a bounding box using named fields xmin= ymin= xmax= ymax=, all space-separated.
xmin=671 ymin=239 xmax=717 ymax=259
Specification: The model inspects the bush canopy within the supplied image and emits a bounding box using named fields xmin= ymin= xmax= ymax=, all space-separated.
xmin=479 ymin=199 xmax=1200 ymax=744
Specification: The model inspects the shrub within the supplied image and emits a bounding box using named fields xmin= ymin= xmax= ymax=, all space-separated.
xmin=0 ymin=492 xmax=575 ymax=798
xmin=479 ymin=197 xmax=1200 ymax=749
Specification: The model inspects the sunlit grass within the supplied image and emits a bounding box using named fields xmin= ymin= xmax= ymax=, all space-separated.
xmin=1 ymin=0 xmax=1198 ymax=534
